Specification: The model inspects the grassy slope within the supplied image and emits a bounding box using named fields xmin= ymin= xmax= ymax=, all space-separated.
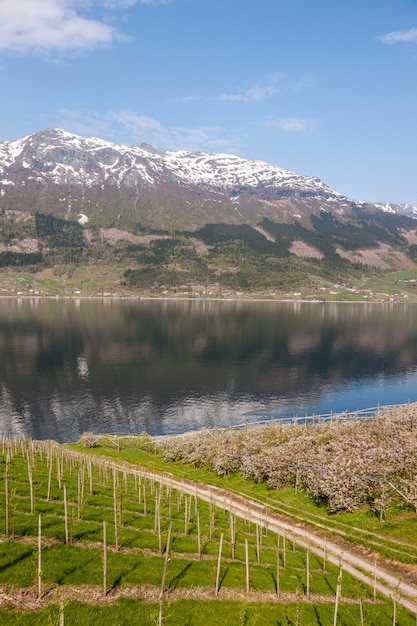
xmin=1 ymin=438 xmax=416 ymax=625
xmin=2 ymin=208 xmax=417 ymax=300
xmin=2 ymin=265 xmax=417 ymax=301
xmin=73 ymin=444 xmax=417 ymax=566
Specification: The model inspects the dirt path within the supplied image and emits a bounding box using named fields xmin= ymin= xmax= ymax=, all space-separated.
xmin=119 ymin=463 xmax=417 ymax=614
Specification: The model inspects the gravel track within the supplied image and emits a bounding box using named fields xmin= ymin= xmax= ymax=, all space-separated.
xmin=127 ymin=463 xmax=417 ymax=615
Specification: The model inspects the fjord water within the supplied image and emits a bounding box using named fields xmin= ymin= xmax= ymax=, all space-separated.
xmin=1 ymin=298 xmax=417 ymax=442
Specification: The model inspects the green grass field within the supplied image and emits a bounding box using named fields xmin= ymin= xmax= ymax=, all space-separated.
xmin=0 ymin=436 xmax=416 ymax=624
xmin=71 ymin=439 xmax=417 ymax=566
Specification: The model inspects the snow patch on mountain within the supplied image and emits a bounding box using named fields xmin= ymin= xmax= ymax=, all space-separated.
xmin=0 ymin=128 xmax=342 ymax=200
xmin=0 ymin=129 xmax=415 ymax=222
xmin=374 ymin=202 xmax=417 ymax=218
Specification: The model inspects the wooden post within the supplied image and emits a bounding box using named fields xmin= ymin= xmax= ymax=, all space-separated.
xmin=113 ymin=470 xmax=119 ymax=551
xmin=37 ymin=514 xmax=42 ymax=598
xmin=47 ymin=453 xmax=53 ymax=501
xmin=197 ymin=512 xmax=201 ymax=559
xmin=359 ymin=597 xmax=364 ymax=626
xmin=5 ymin=452 xmax=9 ymax=538
xmin=333 ymin=555 xmax=343 ymax=626
xmin=306 ymin=546 xmax=310 ymax=600
xmin=57 ymin=455 xmax=62 ymax=490
xmin=292 ymin=519 xmax=296 ymax=552
xmin=338 ymin=554 xmax=343 ymax=595
xmin=333 ymin=581 xmax=340 ymax=626
xmin=215 ymin=533 xmax=224 ymax=596
xmin=168 ymin=487 xmax=172 ymax=520
xmin=63 ymin=485 xmax=69 ymax=545
xmin=230 ymin=513 xmax=235 ymax=560
xmin=77 ymin=469 xmax=81 ymax=521
xmin=28 ymin=456 xmax=34 ymax=514
xmin=373 ymin=559 xmax=377 ymax=602
xmin=159 ymin=523 xmax=172 ymax=626
xmin=154 ymin=488 xmax=159 ymax=532
xmin=89 ymin=459 xmax=93 ymax=496
xmin=209 ymin=499 xmax=214 ymax=541
xmin=276 ymin=544 xmax=280 ymax=599
xmin=103 ymin=521 xmax=107 ymax=595
xmin=256 ymin=524 xmax=260 ymax=564
xmin=245 ymin=539 xmax=250 ymax=593
xmin=158 ymin=500 xmax=162 ymax=555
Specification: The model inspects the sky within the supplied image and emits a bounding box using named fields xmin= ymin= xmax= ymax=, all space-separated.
xmin=0 ymin=0 xmax=416 ymax=205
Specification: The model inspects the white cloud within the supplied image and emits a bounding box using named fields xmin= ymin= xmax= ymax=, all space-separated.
xmin=377 ymin=27 xmax=417 ymax=45
xmin=265 ymin=116 xmax=317 ymax=133
xmin=219 ymin=83 xmax=278 ymax=103
xmin=221 ymin=77 xmax=316 ymax=103
xmin=56 ymin=108 xmax=243 ymax=152
xmin=174 ymin=76 xmax=316 ymax=105
xmin=99 ymin=0 xmax=170 ymax=6
xmin=134 ymin=0 xmax=172 ymax=4
xmin=0 ymin=0 xmax=170 ymax=55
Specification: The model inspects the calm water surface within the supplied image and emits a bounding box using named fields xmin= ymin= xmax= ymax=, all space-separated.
xmin=1 ymin=298 xmax=417 ymax=442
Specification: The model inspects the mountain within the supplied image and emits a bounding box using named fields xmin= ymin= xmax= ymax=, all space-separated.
xmin=373 ymin=202 xmax=417 ymax=219
xmin=1 ymin=128 xmax=417 ymax=300
xmin=0 ymin=127 xmax=381 ymax=230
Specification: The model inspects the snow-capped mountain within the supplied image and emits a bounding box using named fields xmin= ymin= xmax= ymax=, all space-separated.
xmin=0 ymin=128 xmax=342 ymax=197
xmin=0 ymin=128 xmax=415 ymax=230
xmin=374 ymin=202 xmax=417 ymax=219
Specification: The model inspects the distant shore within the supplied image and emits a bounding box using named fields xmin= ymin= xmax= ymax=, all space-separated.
xmin=2 ymin=292 xmax=417 ymax=304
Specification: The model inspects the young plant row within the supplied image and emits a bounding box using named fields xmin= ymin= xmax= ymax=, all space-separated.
xmin=0 ymin=436 xmax=414 ymax=625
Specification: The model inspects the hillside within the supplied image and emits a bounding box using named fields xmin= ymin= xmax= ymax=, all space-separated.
xmin=1 ymin=129 xmax=417 ymax=299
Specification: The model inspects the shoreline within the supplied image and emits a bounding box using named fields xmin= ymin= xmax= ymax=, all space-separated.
xmin=1 ymin=293 xmax=417 ymax=304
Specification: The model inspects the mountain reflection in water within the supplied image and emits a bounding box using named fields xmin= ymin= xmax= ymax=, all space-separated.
xmin=1 ymin=298 xmax=417 ymax=442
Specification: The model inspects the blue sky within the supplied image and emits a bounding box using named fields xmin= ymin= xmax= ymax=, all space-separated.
xmin=0 ymin=0 xmax=416 ymax=205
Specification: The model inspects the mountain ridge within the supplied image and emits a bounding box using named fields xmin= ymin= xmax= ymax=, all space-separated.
xmin=1 ymin=128 xmax=417 ymax=301
xmin=2 ymin=128 xmax=414 ymax=231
